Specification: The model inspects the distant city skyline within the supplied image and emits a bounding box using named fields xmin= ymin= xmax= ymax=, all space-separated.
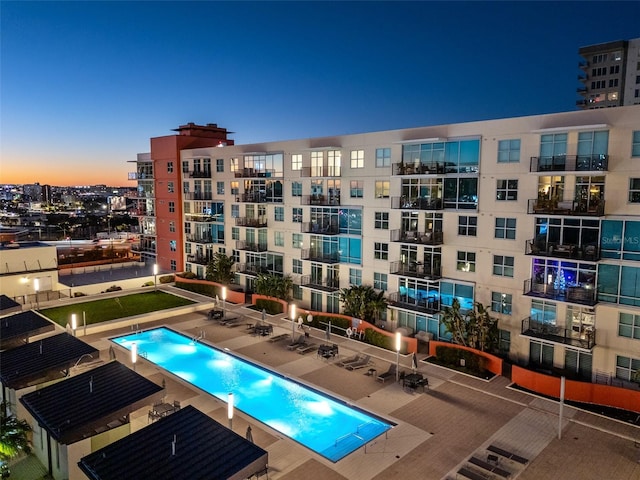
xmin=2 ymin=1 xmax=639 ymax=186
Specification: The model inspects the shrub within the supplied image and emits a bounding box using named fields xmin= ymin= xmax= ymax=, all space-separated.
xmin=105 ymin=285 xmax=122 ymax=292
xmin=179 ymin=271 xmax=197 ymax=279
xmin=255 ymin=298 xmax=283 ymax=315
xmin=73 ymin=292 xmax=87 ymax=297
xmin=434 ymin=345 xmax=486 ymax=376
xmin=159 ymin=274 xmax=175 ymax=284
xmin=142 ymin=281 xmax=154 ymax=287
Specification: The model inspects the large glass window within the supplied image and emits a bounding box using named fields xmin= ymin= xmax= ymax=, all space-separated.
xmin=457 ymin=251 xmax=476 ymax=272
xmin=375 ymin=211 xmax=389 ymax=230
xmin=376 ymin=148 xmax=391 ymax=167
xmin=375 ymin=181 xmax=390 ymax=198
xmin=530 ymin=299 xmax=557 ymax=324
xmin=350 ymin=180 xmax=363 ymax=198
xmin=577 ymin=130 xmax=609 ymax=158
xmin=458 ymin=216 xmax=477 ymax=236
xmin=632 ymin=131 xmax=640 ymax=157
xmin=349 ymin=268 xmax=362 ymax=286
xmin=402 ymin=139 xmax=479 ymax=173
xmin=619 ymin=312 xmax=640 ymax=339
xmin=496 ymin=179 xmax=518 ymax=201
xmin=338 ymin=208 xmax=362 ymax=235
xmin=292 ymin=233 xmax=303 ymax=249
xmin=616 ymin=355 xmax=640 ymax=383
xmin=495 ymin=218 xmax=516 ymax=240
xmin=497 ymin=139 xmax=520 ymax=163
xmin=374 ymin=242 xmax=388 ymax=260
xmin=274 ymin=206 xmax=284 ymax=222
xmin=292 ymin=181 xmax=302 ymax=197
xmin=491 ymin=292 xmax=512 ymax=315
xmin=629 ymin=179 xmax=640 ymax=203
xmin=339 ymin=237 xmax=362 ymax=264
xmin=600 ymin=220 xmax=640 ymax=260
xmin=374 ymin=272 xmax=388 ymax=291
xmin=443 ymin=177 xmax=478 ymax=209
xmin=291 ymin=153 xmax=302 ymax=171
xmin=350 ymin=150 xmax=364 ymax=169
xmin=493 ymin=255 xmax=514 ymax=277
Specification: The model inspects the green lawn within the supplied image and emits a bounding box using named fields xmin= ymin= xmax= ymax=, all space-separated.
xmin=41 ymin=291 xmax=195 ymax=327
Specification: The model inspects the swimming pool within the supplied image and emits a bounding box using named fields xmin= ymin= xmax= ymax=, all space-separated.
xmin=112 ymin=327 xmax=393 ymax=462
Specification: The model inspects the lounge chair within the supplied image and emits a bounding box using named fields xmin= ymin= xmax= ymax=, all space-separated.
xmin=345 ymin=355 xmax=371 ymax=371
xmin=225 ymin=317 xmax=244 ymax=328
xmin=268 ymin=333 xmax=289 ymax=343
xmin=286 ymin=336 xmax=306 ymax=350
xmin=376 ymin=364 xmax=397 ymax=383
xmin=336 ymin=354 xmax=362 ymax=367
xmin=297 ymin=343 xmax=317 ymax=354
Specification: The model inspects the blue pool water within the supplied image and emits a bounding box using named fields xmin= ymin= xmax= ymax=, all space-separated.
xmin=112 ymin=327 xmax=393 ymax=462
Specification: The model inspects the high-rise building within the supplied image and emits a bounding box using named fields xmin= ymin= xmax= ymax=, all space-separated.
xmin=135 ymin=105 xmax=640 ymax=390
xmin=577 ymin=38 xmax=640 ymax=109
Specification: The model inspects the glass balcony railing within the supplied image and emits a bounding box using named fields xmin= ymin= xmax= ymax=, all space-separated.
xmin=521 ymin=317 xmax=596 ymax=349
xmin=390 ymin=229 xmax=443 ymax=245
xmin=523 ymin=278 xmax=597 ymax=306
xmin=529 ymin=154 xmax=608 ymax=173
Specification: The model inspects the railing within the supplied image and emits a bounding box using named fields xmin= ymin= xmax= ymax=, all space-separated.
xmin=521 ymin=316 xmax=596 ymax=349
xmin=132 ymin=209 xmax=154 ymax=216
xmin=235 ymin=217 xmax=268 ymax=228
xmin=235 ymin=241 xmax=268 ymax=252
xmin=186 ymin=235 xmax=214 ymax=244
xmin=300 ymin=275 xmax=340 ymax=291
xmin=529 ymin=154 xmax=608 ymax=173
xmin=300 ymin=167 xmax=341 ymax=177
xmin=390 ymin=229 xmax=443 ymax=245
xmin=233 ymin=168 xmax=278 ymax=178
xmin=301 ymin=222 xmax=339 ymax=235
xmin=300 ymin=249 xmax=339 ymax=263
xmin=527 ymin=198 xmax=605 ymax=216
xmin=387 ymin=291 xmax=440 ymax=314
xmin=187 ymin=214 xmax=223 ymax=223
xmin=525 ymin=240 xmax=600 ymax=261
xmin=389 ymin=261 xmax=441 ymax=279
xmin=234 ymin=263 xmax=265 ymax=276
xmin=184 ymin=192 xmax=213 ymax=201
xmin=390 ymin=196 xmax=444 ymax=210
xmin=239 ymin=192 xmax=267 ymax=203
xmin=301 ymin=194 xmax=341 ymax=206
xmin=392 ymin=162 xmax=478 ymax=175
xmin=186 ymin=255 xmax=211 ymax=265
xmin=523 ymin=278 xmax=597 ymax=306
xmin=188 ymin=170 xmax=211 ymax=178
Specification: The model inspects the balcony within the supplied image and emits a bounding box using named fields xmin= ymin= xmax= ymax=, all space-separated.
xmin=523 ymin=278 xmax=597 ymax=306
xmin=390 ymin=229 xmax=443 ymax=245
xmin=389 ymin=261 xmax=441 ymax=280
xmin=525 ymin=240 xmax=600 ymax=261
xmin=301 ymin=222 xmax=339 ymax=235
xmin=300 ymin=275 xmax=340 ymax=292
xmin=188 ymin=170 xmax=211 ymax=178
xmin=300 ymin=249 xmax=339 ymax=263
xmin=301 ymin=194 xmax=340 ymax=206
xmin=235 ymin=241 xmax=268 ymax=252
xmin=391 ymin=196 xmax=443 ymax=210
xmin=235 ymin=217 xmax=268 ymax=228
xmin=238 ymin=192 xmax=267 ymax=203
xmin=393 ymin=162 xmax=446 ymax=175
xmin=529 ymin=154 xmax=608 ymax=173
xmin=186 ymin=254 xmax=211 ymax=266
xmin=300 ymin=167 xmax=340 ymax=177
xmin=234 ymin=168 xmax=277 ymax=178
xmin=132 ymin=209 xmax=155 ymax=217
xmin=521 ymin=317 xmax=596 ymax=350
xmin=186 ymin=235 xmax=214 ymax=244
xmin=234 ymin=263 xmax=269 ymax=276
xmin=184 ymin=192 xmax=213 ymax=201
xmin=527 ymin=198 xmax=604 ymax=216
xmin=387 ymin=291 xmax=440 ymax=314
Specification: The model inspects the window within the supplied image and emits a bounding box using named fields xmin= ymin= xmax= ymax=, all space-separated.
xmin=292 ymin=258 xmax=302 ymax=274
xmin=493 ymin=255 xmax=514 ymax=277
xmin=182 ymin=161 xmax=189 ymax=173
xmin=291 ymin=154 xmax=302 ymax=171
xmin=216 ymin=159 xmax=224 ymax=172
xmin=183 ymin=181 xmax=189 ymax=193
xmin=292 ymin=233 xmax=303 ymax=249
xmin=231 ymin=227 xmax=239 ymax=240
xmin=292 ymin=207 xmax=302 ymax=223
xmin=170 ymin=259 xmax=177 ymax=271
xmin=217 ymin=181 xmax=224 ymax=195
xmin=374 ymin=242 xmax=389 ymax=260
xmin=616 ymin=355 xmax=640 ymax=383
xmin=530 ymin=341 xmax=554 ymax=368
xmin=231 ymin=181 xmax=239 ymax=195
xmin=167 ymin=161 xmax=174 ymax=173
xmin=496 ymin=179 xmax=518 ymax=200
xmin=169 ymin=240 xmax=177 ymax=252
xmin=169 ymin=221 xmax=175 ymax=232
xmin=374 ymin=272 xmax=388 ymax=291
xmin=498 ymin=330 xmax=511 ymax=354
xmin=491 ymin=292 xmax=512 ymax=315
xmin=350 ymin=180 xmax=363 ymax=198
xmin=619 ymin=312 xmax=640 ymax=339
xmin=292 ymin=181 xmax=302 ymax=197
xmin=375 ymin=212 xmax=389 ymax=229
xmin=231 ymin=204 xmax=239 ymax=218
xmin=629 ymin=178 xmax=640 ymax=203
xmin=274 ymin=206 xmax=284 ymax=222
xmin=168 ymin=201 xmax=175 ymax=213
xmin=497 ymin=139 xmax=520 ymax=163
xmin=608 ymin=78 xmax=619 ymax=88
xmin=632 ymin=131 xmax=640 ymax=157
xmin=375 ymin=180 xmax=390 ymax=198
xmin=350 ymin=150 xmax=364 ymax=169
xmin=457 ymin=251 xmax=476 ymax=272
xmin=274 ymin=231 xmax=284 ymax=246
xmin=349 ymin=268 xmax=362 ymax=286
xmin=184 ymin=222 xmax=191 ymax=234
xmin=376 ymin=148 xmax=391 ymax=167
xmin=167 ymin=181 xmax=174 ymax=193
xmin=458 ymin=216 xmax=477 ymax=236
xmin=495 ymin=217 xmax=516 ymax=239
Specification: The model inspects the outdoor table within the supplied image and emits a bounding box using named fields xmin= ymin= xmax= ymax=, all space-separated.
xmin=254 ymin=324 xmax=272 ymax=336
xmin=317 ymin=344 xmax=338 ymax=358
xmin=403 ymin=373 xmax=423 ymax=391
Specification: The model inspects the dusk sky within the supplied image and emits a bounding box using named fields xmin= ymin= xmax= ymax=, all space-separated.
xmin=2 ymin=1 xmax=639 ymax=186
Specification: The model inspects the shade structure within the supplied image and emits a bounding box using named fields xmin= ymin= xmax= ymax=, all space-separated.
xmin=246 ymin=425 xmax=253 ymax=443
xmin=412 ymin=352 xmax=418 ymax=372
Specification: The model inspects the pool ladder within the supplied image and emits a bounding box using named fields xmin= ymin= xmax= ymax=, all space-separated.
xmin=334 ymin=421 xmax=388 ymax=454
xmin=191 ymin=329 xmax=205 ymax=344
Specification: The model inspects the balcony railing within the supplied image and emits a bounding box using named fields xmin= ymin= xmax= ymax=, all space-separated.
xmin=233 ymin=168 xmax=278 ymax=178
xmin=188 ymin=170 xmax=211 ymax=178
xmin=132 ymin=209 xmax=155 ymax=217
xmin=186 ymin=235 xmax=214 ymax=244
xmin=301 ymin=194 xmax=341 ymax=206
xmin=521 ymin=317 xmax=596 ymax=349
xmin=234 ymin=263 xmax=272 ymax=276
xmin=529 ymin=154 xmax=608 ymax=173
xmin=186 ymin=254 xmax=212 ymax=265
xmin=525 ymin=240 xmax=600 ymax=261
xmin=527 ymin=198 xmax=604 ymax=216
xmin=523 ymin=278 xmax=597 ymax=306
xmin=392 ymin=162 xmax=478 ymax=175
xmin=387 ymin=291 xmax=440 ymax=314
xmin=390 ymin=229 xmax=443 ymax=245
xmin=184 ymin=192 xmax=214 ymax=201
xmin=391 ymin=196 xmax=443 ymax=210
xmin=235 ymin=217 xmax=268 ymax=228
xmin=389 ymin=261 xmax=441 ymax=279
xmin=235 ymin=241 xmax=268 ymax=252
xmin=300 ymin=167 xmax=341 ymax=177
xmin=239 ymin=192 xmax=267 ymax=203
xmin=300 ymin=249 xmax=339 ymax=263
xmin=300 ymin=275 xmax=340 ymax=292
xmin=301 ymin=222 xmax=339 ymax=235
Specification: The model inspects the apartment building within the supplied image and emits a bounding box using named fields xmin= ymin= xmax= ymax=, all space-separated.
xmin=136 ymin=105 xmax=640 ymax=389
xmin=578 ymin=37 xmax=640 ymax=109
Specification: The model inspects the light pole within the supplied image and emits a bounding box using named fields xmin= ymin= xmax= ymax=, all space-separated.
xmin=395 ymin=331 xmax=402 ymax=382
xmin=34 ymin=278 xmax=40 ymax=310
xmin=222 ymin=286 xmax=227 ymax=321
xmin=131 ymin=342 xmax=138 ymax=371
xmin=290 ymin=303 xmax=296 ymax=340
xmin=71 ymin=313 xmax=77 ymax=337
xmin=227 ymin=392 xmax=234 ymax=430
xmin=153 ymin=264 xmax=158 ymax=292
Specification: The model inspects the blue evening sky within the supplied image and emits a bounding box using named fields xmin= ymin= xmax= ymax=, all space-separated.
xmin=1 ymin=1 xmax=639 ymax=185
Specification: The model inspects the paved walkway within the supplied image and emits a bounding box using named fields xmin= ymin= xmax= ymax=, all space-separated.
xmin=17 ymin=287 xmax=640 ymax=479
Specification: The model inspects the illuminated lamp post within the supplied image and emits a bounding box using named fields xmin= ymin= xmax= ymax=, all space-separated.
xmin=395 ymin=331 xmax=402 ymax=382
xmin=290 ymin=303 xmax=296 ymax=340
xmin=34 ymin=278 xmax=40 ymax=310
xmin=71 ymin=313 xmax=77 ymax=337
xmin=131 ymin=342 xmax=138 ymax=371
xmin=228 ymin=392 xmax=234 ymax=430
xmin=153 ymin=264 xmax=158 ymax=292
xmin=222 ymin=286 xmax=227 ymax=321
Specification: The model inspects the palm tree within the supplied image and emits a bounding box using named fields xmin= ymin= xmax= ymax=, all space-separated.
xmin=468 ymin=302 xmax=498 ymax=352
xmin=205 ymin=252 xmax=235 ymax=284
xmin=440 ymin=298 xmax=468 ymax=346
xmin=339 ymin=285 xmax=387 ymax=322
xmin=0 ymin=401 xmax=31 ymax=462
xmin=254 ymin=273 xmax=293 ymax=302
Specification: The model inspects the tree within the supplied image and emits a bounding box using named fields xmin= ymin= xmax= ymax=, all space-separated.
xmin=440 ymin=300 xmax=499 ymax=352
xmin=0 ymin=401 xmax=32 ymax=462
xmin=339 ymin=285 xmax=387 ymax=323
xmin=205 ymin=252 xmax=235 ymax=284
xmin=254 ymin=273 xmax=293 ymax=302
xmin=440 ymin=298 xmax=469 ymax=346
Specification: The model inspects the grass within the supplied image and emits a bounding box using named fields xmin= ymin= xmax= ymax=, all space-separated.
xmin=41 ymin=291 xmax=195 ymax=327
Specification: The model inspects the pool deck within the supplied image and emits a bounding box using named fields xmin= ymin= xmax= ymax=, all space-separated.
xmin=75 ymin=289 xmax=640 ymax=480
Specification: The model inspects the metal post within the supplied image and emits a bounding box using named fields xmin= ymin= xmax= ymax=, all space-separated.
xmin=290 ymin=304 xmax=296 ymax=340
xmin=153 ymin=264 xmax=158 ymax=292
xmin=34 ymin=278 xmax=40 ymax=310
xmin=558 ymin=376 xmax=565 ymax=439
xmin=228 ymin=392 xmax=234 ymax=430
xmin=222 ymin=287 xmax=227 ymax=321
xmin=395 ymin=332 xmax=402 ymax=382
